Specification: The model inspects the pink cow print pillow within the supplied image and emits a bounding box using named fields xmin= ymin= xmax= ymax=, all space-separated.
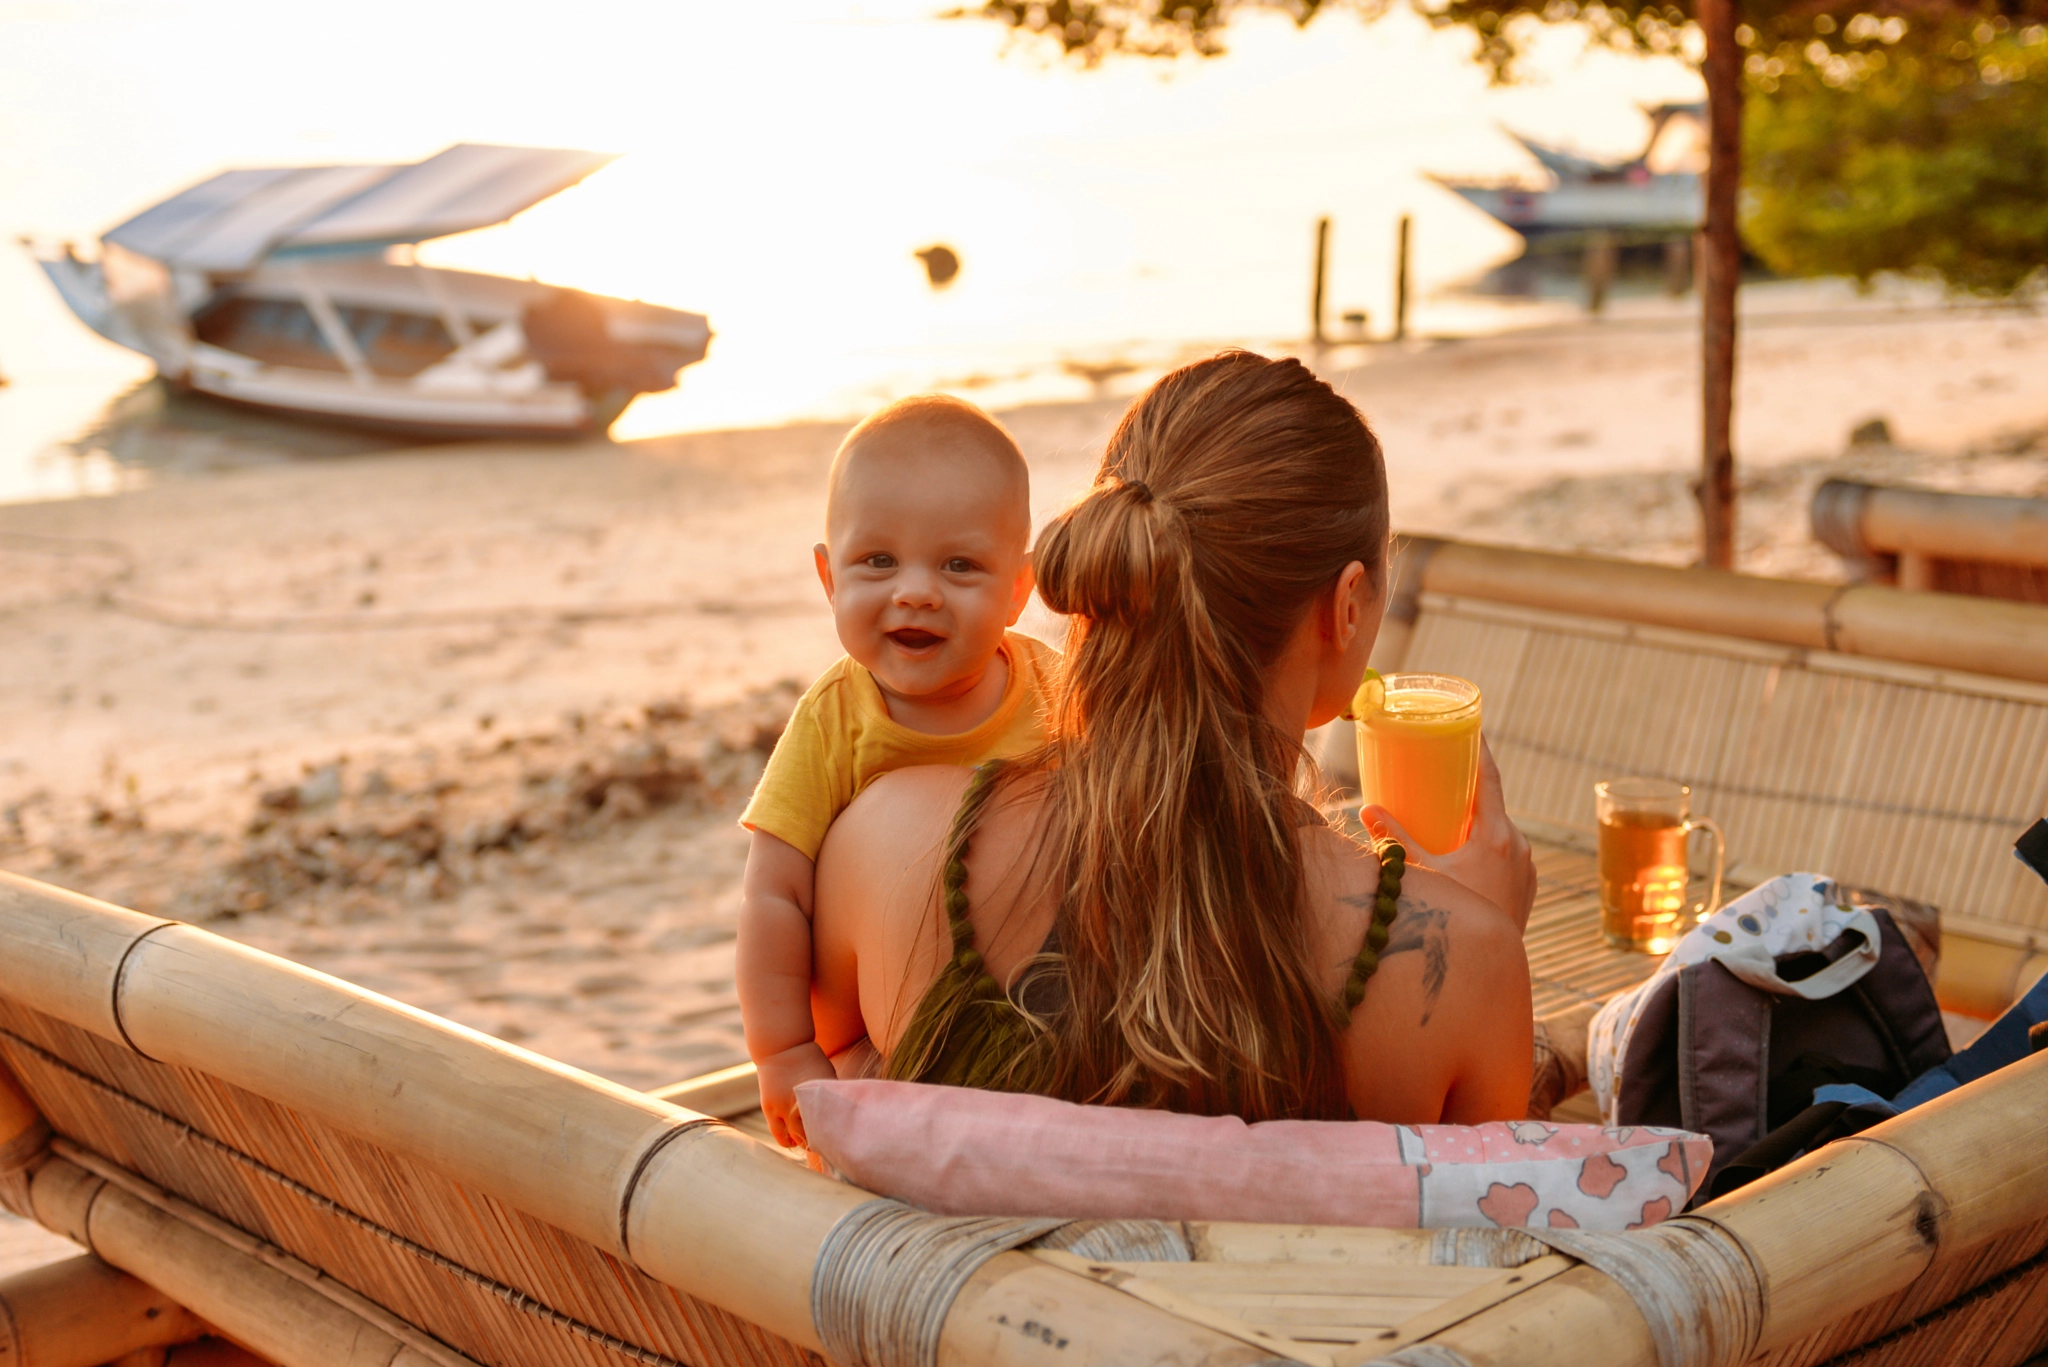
xmin=794 ymin=1080 xmax=1709 ymax=1232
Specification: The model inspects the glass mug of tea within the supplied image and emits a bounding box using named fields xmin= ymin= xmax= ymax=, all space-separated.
xmin=1353 ymin=673 xmax=1482 ymax=856
xmin=1595 ymin=777 xmax=1725 ymax=953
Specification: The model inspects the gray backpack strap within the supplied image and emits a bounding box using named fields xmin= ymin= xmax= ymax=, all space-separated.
xmin=1676 ymin=961 xmax=1773 ymax=1187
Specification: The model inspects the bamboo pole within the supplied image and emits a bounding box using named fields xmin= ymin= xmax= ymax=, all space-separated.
xmin=25 ymin=1153 xmax=457 ymax=1367
xmin=0 ymin=874 xmax=167 ymax=1043
xmin=99 ymin=920 xmax=688 ymax=1260
xmin=0 ymin=1254 xmax=208 ymax=1367
xmin=0 ymin=1052 xmax=50 ymax=1219
xmin=1696 ymin=0 xmax=1742 ymax=570
xmin=1418 ymin=539 xmax=1835 ymax=648
xmin=1407 ymin=537 xmax=2048 ymax=684
xmin=1815 ymin=480 xmax=2048 ymax=569
xmin=1832 ymin=585 xmax=2048 ymax=682
xmin=166 ymin=1341 xmax=276 ymax=1367
xmin=649 ymin=1061 xmax=764 ymax=1119
xmin=0 ymin=874 xmax=1292 ymax=1365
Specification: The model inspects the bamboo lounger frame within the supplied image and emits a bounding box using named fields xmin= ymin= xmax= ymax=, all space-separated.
xmin=0 ymin=538 xmax=2044 ymax=1367
xmin=1811 ymin=479 xmax=2048 ymax=603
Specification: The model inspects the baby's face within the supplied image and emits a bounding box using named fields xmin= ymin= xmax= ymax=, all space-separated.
xmin=816 ymin=432 xmax=1033 ymax=705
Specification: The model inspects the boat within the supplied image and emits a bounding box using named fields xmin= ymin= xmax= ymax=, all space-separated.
xmin=25 ymin=144 xmax=711 ymax=439
xmin=1436 ymin=103 xmax=1705 ymax=247
xmin=3 ymin=539 xmax=2046 ymax=1367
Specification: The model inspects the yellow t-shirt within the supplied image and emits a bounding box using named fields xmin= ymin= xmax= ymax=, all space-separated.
xmin=740 ymin=631 xmax=1061 ymax=861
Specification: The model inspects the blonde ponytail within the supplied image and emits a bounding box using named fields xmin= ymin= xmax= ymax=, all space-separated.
xmin=989 ymin=351 xmax=1390 ymax=1120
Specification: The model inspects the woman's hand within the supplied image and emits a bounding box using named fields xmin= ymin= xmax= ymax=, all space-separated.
xmin=1363 ymin=736 xmax=1535 ymax=933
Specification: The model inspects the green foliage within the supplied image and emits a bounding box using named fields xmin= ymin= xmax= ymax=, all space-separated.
xmin=964 ymin=3 xmax=1352 ymax=64
xmin=1745 ymin=25 xmax=2048 ymax=294
xmin=968 ymin=0 xmax=2048 ymax=81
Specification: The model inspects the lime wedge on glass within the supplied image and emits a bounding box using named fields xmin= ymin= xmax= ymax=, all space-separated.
xmin=1343 ymin=668 xmax=1384 ymax=721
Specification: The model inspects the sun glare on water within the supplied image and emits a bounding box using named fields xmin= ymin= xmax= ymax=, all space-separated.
xmin=0 ymin=0 xmax=1704 ymax=485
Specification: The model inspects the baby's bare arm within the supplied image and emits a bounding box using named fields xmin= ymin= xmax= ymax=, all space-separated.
xmin=737 ymin=829 xmax=837 ymax=1145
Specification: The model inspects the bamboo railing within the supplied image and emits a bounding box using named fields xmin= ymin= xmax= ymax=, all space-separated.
xmin=1390 ymin=536 xmax=2048 ymax=684
xmin=1812 ymin=479 xmax=2048 ymax=601
xmin=0 ymin=872 xmax=1266 ymax=1367
xmin=1366 ymin=537 xmax=2048 ymax=1021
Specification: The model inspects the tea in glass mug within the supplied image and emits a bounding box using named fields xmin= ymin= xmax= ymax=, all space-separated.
xmin=1595 ymin=777 xmax=1725 ymax=953
xmin=1353 ymin=673 xmax=1482 ymax=856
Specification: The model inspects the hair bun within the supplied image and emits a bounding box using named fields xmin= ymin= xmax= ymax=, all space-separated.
xmin=1034 ymin=477 xmax=1187 ymax=627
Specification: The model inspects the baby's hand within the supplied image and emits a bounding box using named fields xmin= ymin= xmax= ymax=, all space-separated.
xmin=755 ymin=1041 xmax=838 ymax=1149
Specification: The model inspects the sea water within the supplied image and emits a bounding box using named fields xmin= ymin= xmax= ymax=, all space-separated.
xmin=0 ymin=0 xmax=1705 ymax=504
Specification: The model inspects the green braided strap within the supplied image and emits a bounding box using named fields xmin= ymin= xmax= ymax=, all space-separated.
xmin=1342 ymin=840 xmax=1405 ymax=1018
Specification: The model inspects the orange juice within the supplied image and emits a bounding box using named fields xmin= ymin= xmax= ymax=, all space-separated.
xmin=1354 ymin=674 xmax=1481 ymax=855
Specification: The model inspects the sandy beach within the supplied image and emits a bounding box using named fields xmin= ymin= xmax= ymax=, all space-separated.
xmin=2 ymin=304 xmax=2045 ymax=1098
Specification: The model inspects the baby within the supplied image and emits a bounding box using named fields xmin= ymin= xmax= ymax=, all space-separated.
xmin=736 ymin=394 xmax=1056 ymax=1147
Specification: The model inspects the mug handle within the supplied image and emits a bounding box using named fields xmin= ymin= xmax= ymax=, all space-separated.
xmin=1682 ymin=815 xmax=1726 ymax=920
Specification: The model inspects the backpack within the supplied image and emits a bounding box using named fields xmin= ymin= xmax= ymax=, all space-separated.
xmin=1588 ymin=875 xmax=1952 ymax=1198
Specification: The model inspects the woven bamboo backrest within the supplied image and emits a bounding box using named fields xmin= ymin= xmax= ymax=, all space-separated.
xmin=1397 ymin=591 xmax=2048 ymax=937
xmin=0 ymin=999 xmax=819 ymax=1367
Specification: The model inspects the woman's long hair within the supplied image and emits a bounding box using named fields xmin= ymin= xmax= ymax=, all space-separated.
xmin=1007 ymin=350 xmax=1389 ymax=1120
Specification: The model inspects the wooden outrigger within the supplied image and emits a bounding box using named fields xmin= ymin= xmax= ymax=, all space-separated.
xmin=3 ymin=538 xmax=2046 ymax=1367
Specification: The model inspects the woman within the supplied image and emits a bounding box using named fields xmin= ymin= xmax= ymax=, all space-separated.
xmin=810 ymin=352 xmax=1535 ymax=1124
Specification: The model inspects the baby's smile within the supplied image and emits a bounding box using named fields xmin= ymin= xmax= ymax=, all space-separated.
xmin=886 ymin=627 xmax=946 ymax=653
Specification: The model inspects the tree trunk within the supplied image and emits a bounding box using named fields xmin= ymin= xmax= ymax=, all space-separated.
xmin=1698 ymin=0 xmax=1743 ymax=569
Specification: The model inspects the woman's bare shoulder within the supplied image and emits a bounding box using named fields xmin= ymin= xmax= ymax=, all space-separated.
xmin=831 ymin=765 xmax=975 ymax=839
xmin=1301 ymin=823 xmax=1521 ymax=956
xmin=1305 ymin=827 xmax=1533 ymax=1124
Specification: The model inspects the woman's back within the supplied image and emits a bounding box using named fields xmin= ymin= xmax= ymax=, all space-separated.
xmin=811 ymin=764 xmax=1533 ymax=1124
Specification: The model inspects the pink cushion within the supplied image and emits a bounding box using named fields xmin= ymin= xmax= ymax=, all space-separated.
xmin=796 ymin=1079 xmax=1709 ymax=1232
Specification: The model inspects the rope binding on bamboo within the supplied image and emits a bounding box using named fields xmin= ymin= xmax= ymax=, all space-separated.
xmin=1531 ymin=1221 xmax=1764 ymax=1367
xmin=811 ymin=1200 xmax=1067 ymax=1367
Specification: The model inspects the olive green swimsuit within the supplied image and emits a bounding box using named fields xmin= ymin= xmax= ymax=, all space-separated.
xmin=882 ymin=760 xmax=1408 ymax=1093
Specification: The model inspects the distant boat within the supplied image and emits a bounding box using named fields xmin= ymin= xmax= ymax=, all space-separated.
xmin=1435 ymin=103 xmax=1705 ymax=245
xmin=25 ymin=144 xmax=710 ymax=438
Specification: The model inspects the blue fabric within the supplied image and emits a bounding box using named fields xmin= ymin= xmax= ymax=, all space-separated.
xmin=1822 ymin=971 xmax=2048 ymax=1117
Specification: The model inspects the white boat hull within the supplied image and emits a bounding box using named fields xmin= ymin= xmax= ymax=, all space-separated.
xmin=1442 ymin=176 xmax=1701 ymax=240
xmin=185 ymin=344 xmax=599 ymax=438
xmin=30 ymin=248 xmax=708 ymax=440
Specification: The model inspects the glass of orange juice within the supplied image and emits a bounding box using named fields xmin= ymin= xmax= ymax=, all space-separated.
xmin=1352 ymin=672 xmax=1482 ymax=855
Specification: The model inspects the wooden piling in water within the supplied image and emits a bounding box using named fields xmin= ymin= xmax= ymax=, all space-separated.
xmin=1311 ymin=217 xmax=1330 ymax=348
xmin=1393 ymin=215 xmax=1412 ymax=342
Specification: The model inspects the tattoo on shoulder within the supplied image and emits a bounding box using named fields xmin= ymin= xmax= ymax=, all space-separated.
xmin=1385 ymin=903 xmax=1452 ymax=1028
xmin=1336 ymin=892 xmax=1454 ymax=1027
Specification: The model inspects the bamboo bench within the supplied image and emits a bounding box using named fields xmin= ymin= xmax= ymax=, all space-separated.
xmin=3 ymin=540 xmax=2047 ymax=1367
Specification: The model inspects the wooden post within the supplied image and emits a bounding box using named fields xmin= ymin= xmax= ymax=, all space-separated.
xmin=1393 ymin=214 xmax=1413 ymax=342
xmin=1584 ymin=231 xmax=1616 ymax=315
xmin=1311 ymin=217 xmax=1330 ymax=348
xmin=1697 ymin=0 xmax=1743 ymax=569
xmin=1664 ymin=235 xmax=1691 ymax=296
